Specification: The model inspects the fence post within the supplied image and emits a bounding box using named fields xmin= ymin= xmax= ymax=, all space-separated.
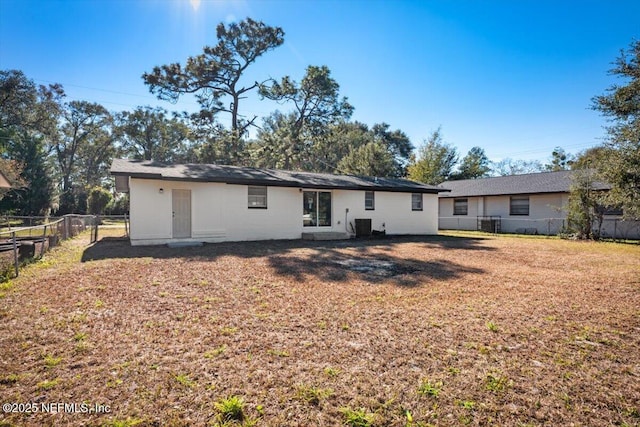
xmin=93 ymin=215 xmax=99 ymax=243
xmin=40 ymin=224 xmax=47 ymax=258
xmin=64 ymin=215 xmax=69 ymax=240
xmin=12 ymin=231 xmax=18 ymax=278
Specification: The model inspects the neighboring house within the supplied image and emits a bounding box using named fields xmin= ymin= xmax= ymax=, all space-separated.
xmin=0 ymin=170 xmax=12 ymax=189
xmin=111 ymin=159 xmax=445 ymax=246
xmin=438 ymin=170 xmax=639 ymax=239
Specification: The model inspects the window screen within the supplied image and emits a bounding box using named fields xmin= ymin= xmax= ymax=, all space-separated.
xmin=412 ymin=193 xmax=423 ymax=211
xmin=510 ymin=196 xmax=529 ymax=216
xmin=454 ymin=198 xmax=468 ymax=215
xmin=365 ymin=191 xmax=375 ymax=210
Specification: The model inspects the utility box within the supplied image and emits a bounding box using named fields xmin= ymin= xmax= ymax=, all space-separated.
xmin=354 ymin=218 xmax=372 ymax=237
xmin=477 ymin=216 xmax=501 ymax=233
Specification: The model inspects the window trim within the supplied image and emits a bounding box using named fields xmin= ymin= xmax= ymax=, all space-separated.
xmin=411 ymin=193 xmax=423 ymax=211
xmin=509 ymin=195 xmax=530 ymax=216
xmin=453 ymin=198 xmax=468 ymax=216
xmin=365 ymin=191 xmax=375 ymax=210
xmin=248 ymin=185 xmax=268 ymax=209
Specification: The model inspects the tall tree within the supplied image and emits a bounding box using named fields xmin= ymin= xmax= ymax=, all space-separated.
xmin=0 ymin=70 xmax=58 ymax=215
xmin=143 ymin=18 xmax=285 ymax=160
xmin=545 ymin=146 xmax=574 ymax=171
xmin=451 ymin=146 xmax=491 ymax=180
xmin=407 ymin=128 xmax=458 ymax=185
xmin=77 ymin=126 xmax=115 ymax=188
xmin=259 ymin=65 xmax=353 ymax=169
xmin=52 ymin=100 xmax=112 ymax=213
xmin=307 ymin=121 xmax=371 ymax=173
xmin=592 ymin=40 xmax=640 ymax=219
xmin=0 ymin=131 xmax=55 ymax=216
xmin=249 ymin=111 xmax=298 ymax=169
xmin=571 ymin=146 xmax=613 ymax=170
xmin=116 ymin=106 xmax=191 ymax=163
xmin=567 ymin=168 xmax=606 ymax=239
xmin=371 ymin=123 xmax=413 ymax=176
xmin=492 ymin=158 xmax=543 ymax=176
xmin=337 ymin=142 xmax=397 ymax=177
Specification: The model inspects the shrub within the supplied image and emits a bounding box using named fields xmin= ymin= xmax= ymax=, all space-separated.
xmin=87 ymin=186 xmax=112 ymax=215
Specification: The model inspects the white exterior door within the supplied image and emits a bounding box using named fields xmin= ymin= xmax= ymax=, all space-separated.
xmin=172 ymin=189 xmax=191 ymax=238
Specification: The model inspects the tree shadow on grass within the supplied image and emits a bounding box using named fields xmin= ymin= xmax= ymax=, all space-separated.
xmin=268 ymin=250 xmax=484 ymax=286
xmin=81 ymin=235 xmax=489 ymax=286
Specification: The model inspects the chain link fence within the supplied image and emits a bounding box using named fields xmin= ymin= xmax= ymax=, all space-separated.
xmin=439 ymin=216 xmax=640 ymax=240
xmin=0 ymin=214 xmax=98 ymax=279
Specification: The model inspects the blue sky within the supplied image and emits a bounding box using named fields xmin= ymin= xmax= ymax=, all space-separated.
xmin=1 ymin=0 xmax=638 ymax=164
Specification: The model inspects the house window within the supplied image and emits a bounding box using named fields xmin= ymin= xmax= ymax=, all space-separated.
xmin=597 ymin=205 xmax=623 ymax=216
xmin=303 ymin=191 xmax=331 ymax=227
xmin=510 ymin=196 xmax=529 ymax=216
xmin=248 ymin=186 xmax=267 ymax=208
xmin=412 ymin=193 xmax=423 ymax=211
xmin=365 ymin=191 xmax=375 ymax=210
xmin=454 ymin=198 xmax=468 ymax=215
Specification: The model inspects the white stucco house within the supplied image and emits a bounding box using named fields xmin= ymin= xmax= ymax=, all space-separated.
xmin=438 ymin=170 xmax=639 ymax=239
xmin=111 ymin=159 xmax=446 ymax=246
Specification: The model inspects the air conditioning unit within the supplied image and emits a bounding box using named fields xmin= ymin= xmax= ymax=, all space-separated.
xmin=354 ymin=218 xmax=372 ymax=237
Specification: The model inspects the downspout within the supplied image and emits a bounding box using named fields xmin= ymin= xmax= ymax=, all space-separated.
xmin=345 ymin=208 xmax=349 ymax=233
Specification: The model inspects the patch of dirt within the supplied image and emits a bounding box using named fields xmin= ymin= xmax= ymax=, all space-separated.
xmin=0 ymin=234 xmax=639 ymax=426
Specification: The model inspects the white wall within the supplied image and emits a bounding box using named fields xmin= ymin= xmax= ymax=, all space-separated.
xmin=439 ymin=193 xmax=569 ymax=234
xmin=439 ymin=193 xmax=640 ymax=238
xmin=334 ymin=190 xmax=438 ymax=235
xmin=129 ymin=178 xmax=439 ymax=245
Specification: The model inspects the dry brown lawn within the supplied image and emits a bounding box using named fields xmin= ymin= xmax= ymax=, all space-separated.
xmin=0 ymin=230 xmax=639 ymax=426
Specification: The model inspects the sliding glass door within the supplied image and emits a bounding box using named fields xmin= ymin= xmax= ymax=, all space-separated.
xmin=303 ymin=191 xmax=331 ymax=227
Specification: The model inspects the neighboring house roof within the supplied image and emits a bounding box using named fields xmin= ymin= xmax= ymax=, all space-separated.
xmin=111 ymin=158 xmax=446 ymax=194
xmin=438 ymin=170 xmax=610 ymax=198
xmin=0 ymin=170 xmax=12 ymax=189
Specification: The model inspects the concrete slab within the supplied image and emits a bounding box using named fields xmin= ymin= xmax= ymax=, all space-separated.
xmin=301 ymin=232 xmax=351 ymax=241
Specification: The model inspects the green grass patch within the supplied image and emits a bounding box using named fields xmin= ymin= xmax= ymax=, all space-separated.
xmin=418 ymin=379 xmax=442 ymax=398
xmin=267 ymin=348 xmax=290 ymax=357
xmin=204 ymin=345 xmax=227 ymax=358
xmin=44 ymin=354 xmax=63 ymax=368
xmin=101 ymin=418 xmax=146 ymax=427
xmin=213 ymin=395 xmax=245 ymax=422
xmin=294 ymin=385 xmax=333 ymax=405
xmin=324 ymin=366 xmax=341 ymax=377
xmin=37 ymin=378 xmax=60 ymax=390
xmin=340 ymin=407 xmax=376 ymax=427
xmin=174 ymin=373 xmax=196 ymax=388
xmin=485 ymin=372 xmax=510 ymax=393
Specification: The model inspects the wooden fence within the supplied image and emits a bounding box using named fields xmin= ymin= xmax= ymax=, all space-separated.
xmin=0 ymin=214 xmax=98 ymax=279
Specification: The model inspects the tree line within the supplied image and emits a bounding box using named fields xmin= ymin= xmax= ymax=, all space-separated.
xmin=0 ymin=19 xmax=637 ymax=228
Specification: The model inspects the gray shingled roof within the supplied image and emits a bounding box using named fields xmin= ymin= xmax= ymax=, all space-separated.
xmin=438 ymin=170 xmax=610 ymax=198
xmin=110 ymin=158 xmax=445 ymax=194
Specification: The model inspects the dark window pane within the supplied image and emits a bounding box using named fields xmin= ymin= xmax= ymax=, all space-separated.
xmin=318 ymin=192 xmax=332 ymax=226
